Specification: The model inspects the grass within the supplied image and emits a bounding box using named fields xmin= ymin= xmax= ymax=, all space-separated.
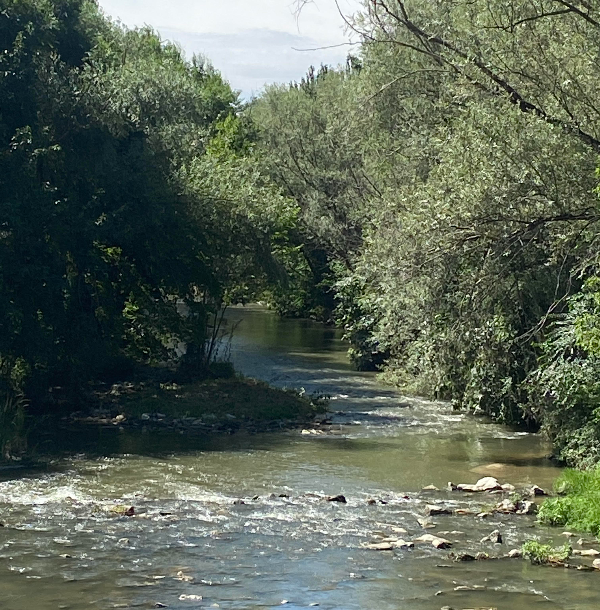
xmin=115 ymin=376 xmax=326 ymax=423
xmin=522 ymin=540 xmax=572 ymax=565
xmin=538 ymin=468 xmax=600 ymax=536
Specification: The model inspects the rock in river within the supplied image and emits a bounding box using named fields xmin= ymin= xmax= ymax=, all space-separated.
xmin=413 ymin=533 xmax=452 ymax=549
xmin=426 ymin=504 xmax=453 ymax=516
xmin=456 ymin=477 xmax=502 ymax=492
xmin=480 ymin=529 xmax=503 ymax=544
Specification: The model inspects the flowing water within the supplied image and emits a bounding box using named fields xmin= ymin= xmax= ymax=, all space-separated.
xmin=0 ymin=305 xmax=598 ymax=610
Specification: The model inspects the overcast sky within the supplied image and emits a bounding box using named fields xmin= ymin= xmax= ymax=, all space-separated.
xmin=97 ymin=0 xmax=362 ymax=99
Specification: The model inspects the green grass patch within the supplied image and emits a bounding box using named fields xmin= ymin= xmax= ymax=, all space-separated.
xmin=538 ymin=468 xmax=600 ymax=536
xmin=522 ymin=540 xmax=572 ymax=565
xmin=118 ymin=377 xmax=326 ymax=423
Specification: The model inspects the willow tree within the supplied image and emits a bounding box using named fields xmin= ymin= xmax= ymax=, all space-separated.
xmin=273 ymin=1 xmax=600 ymax=433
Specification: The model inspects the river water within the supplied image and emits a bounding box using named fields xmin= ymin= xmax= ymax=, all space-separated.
xmin=0 ymin=305 xmax=598 ymax=609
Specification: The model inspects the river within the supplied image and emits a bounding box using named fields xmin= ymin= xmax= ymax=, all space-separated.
xmin=0 ymin=305 xmax=598 ymax=609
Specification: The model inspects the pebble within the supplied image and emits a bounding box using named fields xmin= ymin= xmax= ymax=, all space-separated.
xmin=179 ymin=595 xmax=202 ymax=601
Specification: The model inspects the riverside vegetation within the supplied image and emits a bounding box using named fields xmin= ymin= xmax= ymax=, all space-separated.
xmin=256 ymin=0 xmax=600 ymax=471
xmin=3 ymin=0 xmax=600 ymax=534
xmin=0 ymin=0 xmax=320 ymax=457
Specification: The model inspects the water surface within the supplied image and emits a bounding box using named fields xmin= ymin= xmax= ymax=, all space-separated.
xmin=0 ymin=305 xmax=596 ymax=610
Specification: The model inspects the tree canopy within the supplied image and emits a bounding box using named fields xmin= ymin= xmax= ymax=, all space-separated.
xmin=255 ymin=0 xmax=600 ymax=465
xmin=0 ymin=0 xmax=297 ymax=420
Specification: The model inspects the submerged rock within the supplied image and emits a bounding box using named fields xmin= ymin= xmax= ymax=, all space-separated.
xmin=480 ymin=529 xmax=503 ymax=544
xmin=452 ymin=552 xmax=476 ymax=562
xmin=365 ymin=542 xmax=394 ymax=551
xmin=327 ymin=494 xmax=347 ymax=503
xmin=369 ymin=538 xmax=414 ymax=550
xmin=495 ymin=499 xmax=517 ymax=514
xmin=417 ymin=517 xmax=436 ymax=529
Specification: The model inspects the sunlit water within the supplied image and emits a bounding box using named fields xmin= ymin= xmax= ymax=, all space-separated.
xmin=0 ymin=305 xmax=598 ymax=609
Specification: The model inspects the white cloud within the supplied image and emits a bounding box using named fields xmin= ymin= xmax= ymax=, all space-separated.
xmin=97 ymin=0 xmax=362 ymax=98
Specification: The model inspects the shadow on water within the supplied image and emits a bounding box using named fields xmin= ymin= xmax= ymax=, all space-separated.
xmin=29 ymin=425 xmax=309 ymax=461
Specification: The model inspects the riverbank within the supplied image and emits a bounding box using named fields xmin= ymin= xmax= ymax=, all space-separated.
xmin=58 ymin=374 xmax=327 ymax=436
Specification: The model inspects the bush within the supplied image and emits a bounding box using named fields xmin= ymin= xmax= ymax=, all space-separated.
xmin=522 ymin=540 xmax=572 ymax=565
xmin=538 ymin=468 xmax=600 ymax=535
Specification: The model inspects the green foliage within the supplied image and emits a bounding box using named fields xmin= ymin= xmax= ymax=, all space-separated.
xmin=538 ymin=468 xmax=600 ymax=535
xmin=527 ymin=277 xmax=600 ymax=466
xmin=254 ymin=0 xmax=600 ymax=446
xmin=0 ymin=357 xmax=28 ymax=459
xmin=522 ymin=540 xmax=572 ymax=565
xmin=0 ymin=0 xmax=300 ymax=456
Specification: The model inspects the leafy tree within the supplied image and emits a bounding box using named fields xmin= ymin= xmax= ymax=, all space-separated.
xmin=0 ymin=0 xmax=298 ymax=437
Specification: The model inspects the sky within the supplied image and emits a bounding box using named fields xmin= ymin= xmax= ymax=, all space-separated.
xmin=97 ymin=0 xmax=362 ymax=99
